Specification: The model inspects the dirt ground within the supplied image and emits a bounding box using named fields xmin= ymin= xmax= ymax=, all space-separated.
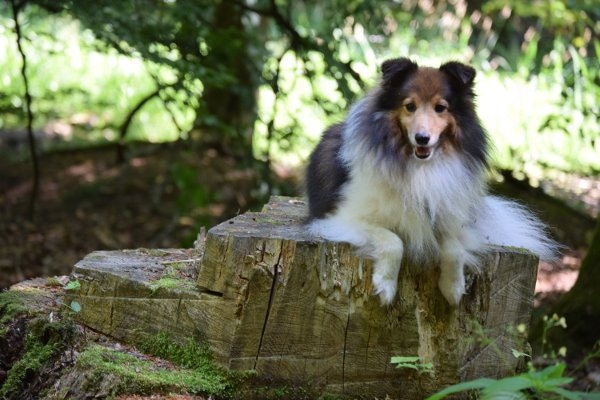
xmin=0 ymin=143 xmax=263 ymax=289
xmin=1 ymin=142 xmax=599 ymax=395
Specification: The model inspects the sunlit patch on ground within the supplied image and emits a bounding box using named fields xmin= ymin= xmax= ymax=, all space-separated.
xmin=534 ymin=250 xmax=584 ymax=307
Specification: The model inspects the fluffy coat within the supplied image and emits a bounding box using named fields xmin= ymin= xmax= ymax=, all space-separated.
xmin=305 ymin=58 xmax=556 ymax=306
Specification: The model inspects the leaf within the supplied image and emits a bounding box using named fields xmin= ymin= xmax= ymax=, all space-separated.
xmin=64 ymin=280 xmax=81 ymax=291
xmin=390 ymin=356 xmax=432 ymax=372
xmin=482 ymin=390 xmax=527 ymax=400
xmin=481 ymin=376 xmax=531 ymax=396
xmin=425 ymin=377 xmax=496 ymax=400
xmin=390 ymin=356 xmax=421 ymax=364
xmin=70 ymin=301 xmax=82 ymax=313
xmin=551 ymin=387 xmax=585 ymax=400
xmin=511 ymin=348 xmax=530 ymax=359
xmin=394 ymin=363 xmax=418 ymax=370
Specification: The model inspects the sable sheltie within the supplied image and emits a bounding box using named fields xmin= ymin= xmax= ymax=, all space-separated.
xmin=305 ymin=58 xmax=557 ymax=306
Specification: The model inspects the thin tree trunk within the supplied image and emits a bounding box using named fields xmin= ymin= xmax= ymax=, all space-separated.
xmin=11 ymin=0 xmax=39 ymax=220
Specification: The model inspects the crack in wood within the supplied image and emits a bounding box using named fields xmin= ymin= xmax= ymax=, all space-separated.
xmin=341 ymin=267 xmax=355 ymax=394
xmin=109 ymin=281 xmax=118 ymax=331
xmin=175 ymin=298 xmax=182 ymax=326
xmin=218 ymin=236 xmax=232 ymax=279
xmin=253 ymin=241 xmax=283 ymax=370
xmin=199 ymin=287 xmax=224 ymax=297
xmin=342 ymin=312 xmax=350 ymax=394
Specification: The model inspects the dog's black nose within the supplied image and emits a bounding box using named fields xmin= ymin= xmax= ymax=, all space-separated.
xmin=415 ymin=133 xmax=430 ymax=145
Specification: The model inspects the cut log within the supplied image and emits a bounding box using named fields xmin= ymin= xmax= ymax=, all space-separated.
xmin=71 ymin=196 xmax=539 ymax=398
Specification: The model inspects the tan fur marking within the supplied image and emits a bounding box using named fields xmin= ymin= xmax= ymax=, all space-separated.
xmin=394 ymin=68 xmax=458 ymax=155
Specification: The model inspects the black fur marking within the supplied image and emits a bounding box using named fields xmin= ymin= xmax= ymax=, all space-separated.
xmin=377 ymin=58 xmax=418 ymax=110
xmin=305 ymin=124 xmax=349 ymax=218
xmin=439 ymin=61 xmax=476 ymax=88
xmin=439 ymin=62 xmax=489 ymax=168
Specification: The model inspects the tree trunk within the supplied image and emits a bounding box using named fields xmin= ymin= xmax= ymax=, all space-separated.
xmin=71 ymin=196 xmax=540 ymax=398
xmin=192 ymin=1 xmax=259 ymax=162
xmin=548 ymin=219 xmax=600 ymax=347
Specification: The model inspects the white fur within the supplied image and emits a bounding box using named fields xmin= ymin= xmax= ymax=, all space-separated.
xmin=309 ymin=100 xmax=557 ymax=306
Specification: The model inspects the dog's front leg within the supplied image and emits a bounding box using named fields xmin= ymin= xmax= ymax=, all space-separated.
xmin=308 ymin=217 xmax=404 ymax=305
xmin=438 ymin=237 xmax=467 ymax=306
xmin=367 ymin=226 xmax=404 ymax=305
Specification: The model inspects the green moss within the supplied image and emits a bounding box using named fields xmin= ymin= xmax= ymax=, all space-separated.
xmin=147 ymin=259 xmax=197 ymax=294
xmin=0 ymin=291 xmax=29 ymax=326
xmin=252 ymin=384 xmax=312 ymax=399
xmin=148 ymin=276 xmax=195 ymax=293
xmin=76 ymin=344 xmax=231 ymax=397
xmin=0 ymin=339 xmax=56 ymax=397
xmin=45 ymin=276 xmax=63 ymax=287
xmin=164 ymin=262 xmax=187 ymax=271
xmin=136 ymin=332 xmax=214 ymax=371
xmin=0 ymin=316 xmax=75 ymax=398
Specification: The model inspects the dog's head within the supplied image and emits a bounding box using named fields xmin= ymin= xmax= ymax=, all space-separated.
xmin=375 ymin=58 xmax=478 ymax=161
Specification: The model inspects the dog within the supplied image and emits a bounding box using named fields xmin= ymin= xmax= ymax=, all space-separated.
xmin=305 ymin=57 xmax=557 ymax=306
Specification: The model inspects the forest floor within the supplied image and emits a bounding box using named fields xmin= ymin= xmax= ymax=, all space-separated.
xmin=1 ymin=142 xmax=599 ymax=397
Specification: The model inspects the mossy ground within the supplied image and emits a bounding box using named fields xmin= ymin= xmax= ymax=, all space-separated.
xmin=75 ymin=344 xmax=231 ymax=398
xmin=0 ymin=287 xmax=76 ymax=398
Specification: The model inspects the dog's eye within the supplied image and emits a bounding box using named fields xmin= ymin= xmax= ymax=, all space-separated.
xmin=434 ymin=104 xmax=447 ymax=113
xmin=404 ymin=103 xmax=417 ymax=112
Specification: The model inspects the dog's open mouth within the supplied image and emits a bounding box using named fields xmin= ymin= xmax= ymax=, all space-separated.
xmin=414 ymin=146 xmax=433 ymax=159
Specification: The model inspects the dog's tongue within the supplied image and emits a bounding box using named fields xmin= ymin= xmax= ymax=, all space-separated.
xmin=415 ymin=146 xmax=431 ymax=159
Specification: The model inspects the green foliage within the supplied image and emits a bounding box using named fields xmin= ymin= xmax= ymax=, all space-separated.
xmin=537 ymin=42 xmax=600 ymax=173
xmin=62 ymin=278 xmax=82 ymax=314
xmin=540 ymin=313 xmax=569 ymax=360
xmin=426 ymin=363 xmax=600 ymax=400
xmin=63 ymin=279 xmax=81 ymax=292
xmin=68 ymin=300 xmax=81 ymax=313
xmin=1 ymin=0 xmax=597 ymax=180
xmin=390 ymin=356 xmax=433 ymax=373
xmin=426 ymin=315 xmax=600 ymax=399
xmin=473 ymin=1 xmax=600 ymax=174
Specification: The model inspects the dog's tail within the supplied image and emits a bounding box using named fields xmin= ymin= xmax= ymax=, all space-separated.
xmin=478 ymin=196 xmax=560 ymax=261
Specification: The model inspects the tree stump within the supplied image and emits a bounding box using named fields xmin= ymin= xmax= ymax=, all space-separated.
xmin=71 ymin=196 xmax=539 ymax=398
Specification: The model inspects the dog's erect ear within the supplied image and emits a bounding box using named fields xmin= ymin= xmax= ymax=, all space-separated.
xmin=439 ymin=61 xmax=476 ymax=88
xmin=381 ymin=58 xmax=418 ymax=87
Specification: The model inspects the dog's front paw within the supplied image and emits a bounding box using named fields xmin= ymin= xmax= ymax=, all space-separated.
xmin=372 ymin=273 xmax=398 ymax=305
xmin=438 ymin=277 xmax=465 ymax=306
